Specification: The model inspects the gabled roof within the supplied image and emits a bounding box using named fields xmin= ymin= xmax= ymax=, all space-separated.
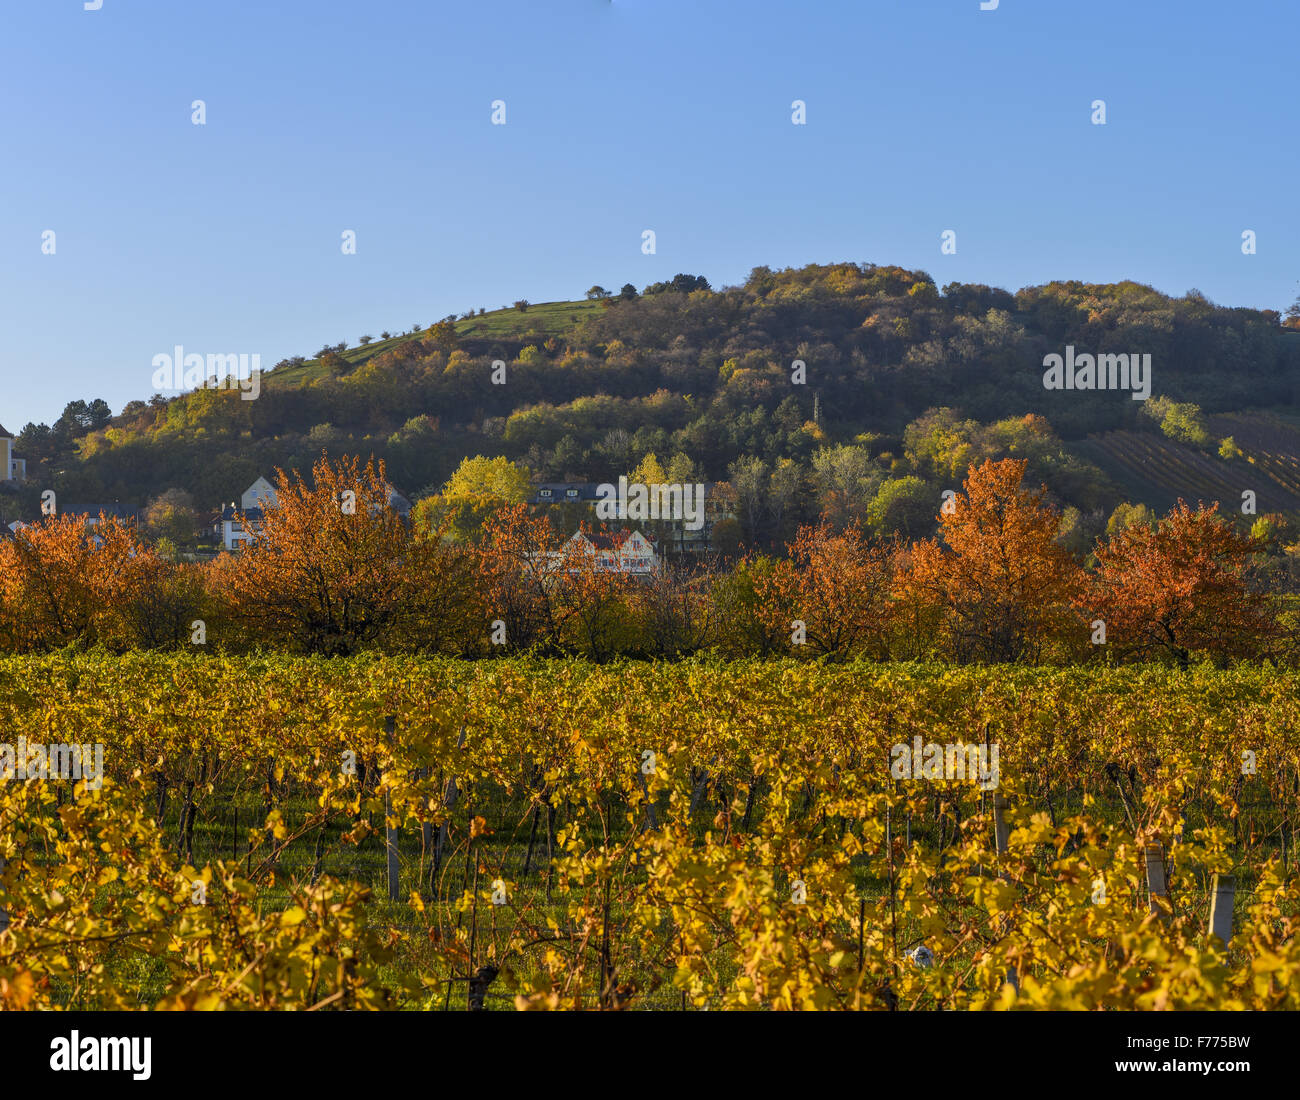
xmin=531 ymin=483 xmax=604 ymax=503
xmin=0 ymin=423 xmax=12 ymax=439
xmin=530 ymin=481 xmax=722 ymax=505
xmin=571 ymin=528 xmax=656 ymax=550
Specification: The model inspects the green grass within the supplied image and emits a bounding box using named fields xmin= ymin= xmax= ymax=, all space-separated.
xmin=453 ymin=298 xmax=605 ymax=339
xmin=262 ymin=299 xmax=603 ymax=389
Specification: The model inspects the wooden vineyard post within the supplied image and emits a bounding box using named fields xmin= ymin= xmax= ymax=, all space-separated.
xmin=310 ymin=823 xmax=326 ymax=885
xmin=0 ymin=856 xmax=7 ymax=934
xmin=421 ymin=765 xmax=434 ymax=880
xmin=638 ymin=769 xmax=659 ymax=830
xmin=885 ymin=798 xmax=897 ymax=961
xmin=433 ymin=725 xmax=468 ymax=886
xmin=1208 ymin=873 xmax=1235 ymax=948
xmin=1144 ymin=841 xmax=1168 ymax=917
xmin=384 ymin=715 xmax=400 ymax=902
xmin=993 ymin=794 xmax=1010 ymax=857
xmin=993 ymin=793 xmax=1018 ymax=994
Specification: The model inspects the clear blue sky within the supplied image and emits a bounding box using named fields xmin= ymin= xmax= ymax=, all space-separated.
xmin=1 ymin=0 xmax=1296 ymax=430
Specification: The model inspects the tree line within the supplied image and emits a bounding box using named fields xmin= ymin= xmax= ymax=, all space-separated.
xmin=0 ymin=454 xmax=1283 ymax=667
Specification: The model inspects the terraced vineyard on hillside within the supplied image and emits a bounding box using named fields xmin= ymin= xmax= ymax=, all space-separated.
xmin=1073 ymin=413 xmax=1300 ymax=517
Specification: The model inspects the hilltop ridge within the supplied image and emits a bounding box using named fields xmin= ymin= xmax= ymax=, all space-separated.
xmin=5 ymin=262 xmax=1300 ymax=549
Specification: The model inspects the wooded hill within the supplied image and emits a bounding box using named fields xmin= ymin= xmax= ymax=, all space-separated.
xmin=8 ymin=262 xmax=1300 ymax=549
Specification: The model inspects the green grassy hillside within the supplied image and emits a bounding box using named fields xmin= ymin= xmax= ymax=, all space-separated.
xmin=266 ymin=299 xmax=605 ymax=387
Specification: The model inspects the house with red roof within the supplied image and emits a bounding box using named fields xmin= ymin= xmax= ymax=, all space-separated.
xmin=534 ymin=528 xmax=659 ymax=575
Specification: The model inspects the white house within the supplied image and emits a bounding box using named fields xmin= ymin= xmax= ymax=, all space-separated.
xmin=221 ymin=477 xmax=278 ymax=550
xmin=220 ymin=477 xmax=411 ymax=550
xmin=220 ymin=503 xmax=263 ymax=550
xmin=241 ymin=476 xmax=278 ymax=511
xmin=529 ymin=481 xmax=731 ymax=554
xmin=535 ymin=529 xmax=659 ymax=575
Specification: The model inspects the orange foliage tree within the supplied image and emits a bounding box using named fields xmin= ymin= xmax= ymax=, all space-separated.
xmin=886 ymin=543 xmax=947 ymax=661
xmin=552 ymin=527 xmax=639 ymax=662
xmin=207 ymin=455 xmax=477 ymax=656
xmin=0 ymin=514 xmax=198 ymax=651
xmin=474 ymin=504 xmax=568 ymax=653
xmin=778 ymin=522 xmax=897 ymax=660
xmin=901 ymin=459 xmax=1082 ymax=662
xmin=1086 ymin=501 xmax=1272 ymax=667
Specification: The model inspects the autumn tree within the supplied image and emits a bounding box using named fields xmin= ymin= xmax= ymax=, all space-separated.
xmin=726 ymin=456 xmax=768 ymax=546
xmin=0 ymin=514 xmax=196 ymax=651
xmin=886 ymin=543 xmax=946 ymax=660
xmin=777 ymin=522 xmax=896 ymax=660
xmin=811 ymin=444 xmax=880 ymax=531
xmin=116 ymin=562 xmax=208 ymax=650
xmin=414 ymin=455 xmax=533 ymax=544
xmin=766 ymin=459 xmax=804 ymax=550
xmin=1086 ymin=501 xmax=1272 ymax=667
xmin=474 ymin=504 xmax=567 ymax=653
xmin=626 ymin=452 xmax=673 ymax=546
xmin=709 ymin=554 xmax=797 ymax=658
xmin=207 ymin=455 xmax=473 ymax=656
xmin=867 ymin=476 xmax=934 ymax=537
xmin=425 ymin=320 xmax=458 ymax=351
xmin=0 ymin=516 xmax=97 ymax=648
xmin=144 ymin=488 xmax=198 ymax=547
xmin=901 ymin=459 xmax=1082 ymax=662
xmin=628 ymin=452 xmax=667 ymax=488
xmin=633 ymin=559 xmax=716 ymax=658
xmin=1106 ymin=501 xmax=1157 ymax=536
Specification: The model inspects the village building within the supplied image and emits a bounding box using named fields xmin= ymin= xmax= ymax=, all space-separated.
xmin=220 ymin=477 xmax=412 ymax=550
xmin=0 ymin=424 xmax=26 ymax=484
xmin=527 ymin=482 xmax=731 ymax=554
xmin=532 ymin=528 xmax=659 ymax=575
